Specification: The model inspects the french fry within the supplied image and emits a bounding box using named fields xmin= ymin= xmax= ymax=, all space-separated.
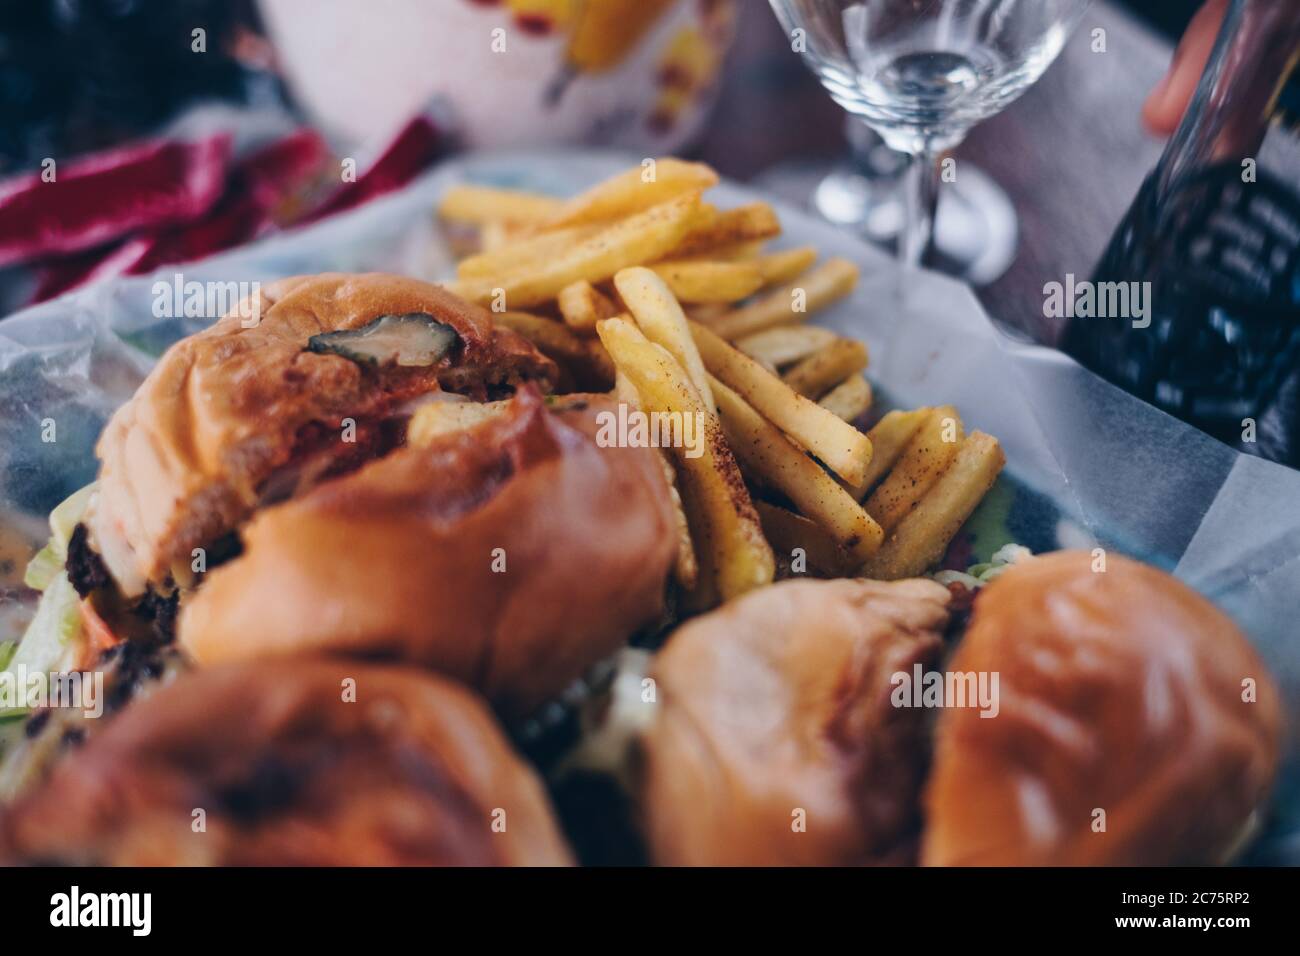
xmin=558 ymin=279 xmax=620 ymax=334
xmin=671 ymin=202 xmax=781 ymax=257
xmin=477 ymin=220 xmax=518 ymax=253
xmin=457 ymin=224 xmax=602 ymax=278
xmin=754 ymin=501 xmax=852 ymax=576
xmin=613 ymin=267 xmax=714 ymax=412
xmin=818 ymin=375 xmax=873 ymax=422
xmin=662 ymin=455 xmax=700 ymax=591
xmin=703 ymin=239 xmax=767 ymax=261
xmin=449 ymin=193 xmax=702 ymax=309
xmin=845 ymin=408 xmax=930 ymax=500
xmin=596 ymin=317 xmax=773 ymax=601
xmin=734 ymin=325 xmax=838 ymax=368
xmin=859 ymin=432 xmax=1005 ymax=580
xmin=864 ymin=406 xmax=964 ymax=534
xmin=541 ymin=158 xmax=718 ymax=229
xmin=689 ymin=321 xmax=873 ymax=486
xmin=707 ymin=258 xmax=860 ymax=340
xmin=649 ymin=258 xmax=764 ymax=303
xmin=614 ymin=368 xmax=699 ymax=591
xmin=782 ymin=338 xmax=869 ymax=398
xmin=757 ymin=246 xmax=818 ymax=286
xmin=711 ymin=376 xmax=883 ymax=564
xmin=438 ymin=185 xmax=563 ymax=225
xmin=494 ymin=311 xmax=615 ymax=386
xmin=408 ymin=400 xmax=509 ymax=446
xmin=685 ymin=302 xmax=730 ymax=323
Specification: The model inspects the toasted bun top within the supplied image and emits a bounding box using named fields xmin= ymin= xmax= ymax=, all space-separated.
xmin=922 ymin=550 xmax=1282 ymax=866
xmin=641 ymin=577 xmax=951 ymax=866
xmin=0 ymin=659 xmax=573 ymax=865
xmin=87 ymin=273 xmax=554 ymax=595
xmin=179 ymin=388 xmax=677 ymax=719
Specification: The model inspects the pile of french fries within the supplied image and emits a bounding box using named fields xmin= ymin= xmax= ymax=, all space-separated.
xmin=435 ymin=159 xmax=1005 ymax=610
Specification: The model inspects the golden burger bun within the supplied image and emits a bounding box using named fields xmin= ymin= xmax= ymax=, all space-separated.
xmin=640 ymin=577 xmax=951 ymax=865
xmin=86 ymin=273 xmax=555 ymax=596
xmin=921 ymin=550 xmax=1282 ymax=865
xmin=0 ymin=659 xmax=572 ymax=866
xmin=180 ymin=388 xmax=678 ymax=719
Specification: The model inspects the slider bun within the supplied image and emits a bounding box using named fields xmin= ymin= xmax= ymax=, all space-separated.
xmin=922 ymin=550 xmax=1282 ymax=866
xmin=0 ymin=659 xmax=572 ymax=865
xmin=89 ymin=273 xmax=554 ymax=596
xmin=180 ymin=389 xmax=678 ymax=719
xmin=640 ymin=577 xmax=952 ymax=865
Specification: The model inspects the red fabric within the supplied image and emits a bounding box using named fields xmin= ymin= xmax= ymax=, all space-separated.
xmin=0 ymin=135 xmax=231 ymax=267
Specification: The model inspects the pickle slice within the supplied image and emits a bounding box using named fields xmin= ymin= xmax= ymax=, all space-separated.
xmin=307 ymin=313 xmax=459 ymax=368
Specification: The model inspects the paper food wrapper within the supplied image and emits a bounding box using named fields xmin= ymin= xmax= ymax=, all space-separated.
xmin=1 ymin=150 xmax=1296 ymax=862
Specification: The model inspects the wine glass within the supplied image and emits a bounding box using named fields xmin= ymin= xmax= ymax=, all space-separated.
xmin=769 ymin=0 xmax=1092 ymax=274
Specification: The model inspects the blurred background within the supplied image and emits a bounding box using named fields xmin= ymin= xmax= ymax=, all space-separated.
xmin=0 ymin=0 xmax=1200 ymax=333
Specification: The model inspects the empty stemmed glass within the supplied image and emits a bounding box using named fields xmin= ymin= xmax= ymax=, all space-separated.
xmin=769 ymin=0 xmax=1092 ymax=274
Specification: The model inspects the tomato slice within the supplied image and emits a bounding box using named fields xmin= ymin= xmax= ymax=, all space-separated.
xmin=79 ymin=598 xmax=121 ymax=653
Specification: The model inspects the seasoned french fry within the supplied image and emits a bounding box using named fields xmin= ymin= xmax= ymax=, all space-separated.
xmin=734 ymin=325 xmax=838 ymax=368
xmin=671 ymin=202 xmax=782 ymax=257
xmin=558 ymin=279 xmax=620 ymax=334
xmin=438 ymin=185 xmax=563 ymax=225
xmin=689 ymin=321 xmax=873 ymax=486
xmin=596 ymin=317 xmax=773 ymax=601
xmin=457 ymin=224 xmax=602 ymax=278
xmin=818 ymin=375 xmax=873 ymax=422
xmin=864 ymin=406 xmax=964 ymax=534
xmin=757 ymin=246 xmax=818 ymax=286
xmin=649 ymin=259 xmax=764 ymax=303
xmin=844 ymin=408 xmax=931 ymax=500
xmin=754 ymin=501 xmax=851 ymax=576
xmin=408 ymin=400 xmax=509 ymax=446
xmin=614 ymin=368 xmax=698 ymax=590
xmin=859 ymin=432 xmax=1005 ymax=580
xmin=712 ymin=376 xmax=882 ymax=564
xmin=541 ymin=158 xmax=718 ymax=229
xmin=613 ymin=267 xmax=714 ymax=412
xmin=782 ymin=339 xmax=869 ymax=398
xmin=449 ymin=193 xmax=702 ymax=309
xmin=658 ymin=447 xmax=699 ymax=591
xmin=707 ymin=258 xmax=860 ymax=340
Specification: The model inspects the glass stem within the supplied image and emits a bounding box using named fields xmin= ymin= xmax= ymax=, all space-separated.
xmin=900 ymin=149 xmax=940 ymax=269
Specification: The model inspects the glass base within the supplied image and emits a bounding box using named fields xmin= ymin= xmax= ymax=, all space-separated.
xmin=754 ymin=158 xmax=1019 ymax=286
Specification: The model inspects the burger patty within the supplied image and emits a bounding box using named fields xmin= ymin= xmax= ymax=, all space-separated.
xmin=64 ymin=524 xmax=108 ymax=599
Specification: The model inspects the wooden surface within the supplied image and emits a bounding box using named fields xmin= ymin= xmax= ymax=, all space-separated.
xmin=696 ymin=1 xmax=1174 ymax=345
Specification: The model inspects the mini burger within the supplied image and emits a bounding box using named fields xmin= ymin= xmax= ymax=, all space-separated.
xmin=627 ymin=553 xmax=1280 ymax=867
xmin=921 ymin=550 xmax=1281 ymax=866
xmin=179 ymin=386 xmax=678 ymax=718
xmin=638 ymin=577 xmax=953 ymax=866
xmin=7 ymin=274 xmax=677 ymax=786
xmin=0 ymin=660 xmax=573 ymax=866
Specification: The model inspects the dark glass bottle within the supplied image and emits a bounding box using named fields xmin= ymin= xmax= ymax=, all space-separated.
xmin=1063 ymin=0 xmax=1300 ymax=466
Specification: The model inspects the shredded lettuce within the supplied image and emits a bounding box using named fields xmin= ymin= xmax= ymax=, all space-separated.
xmin=8 ymin=573 xmax=83 ymax=677
xmin=23 ymin=544 xmax=61 ymax=592
xmin=48 ymin=482 xmax=95 ymax=555
xmin=23 ymin=483 xmax=96 ymax=594
xmin=932 ymin=543 xmax=1033 ymax=590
